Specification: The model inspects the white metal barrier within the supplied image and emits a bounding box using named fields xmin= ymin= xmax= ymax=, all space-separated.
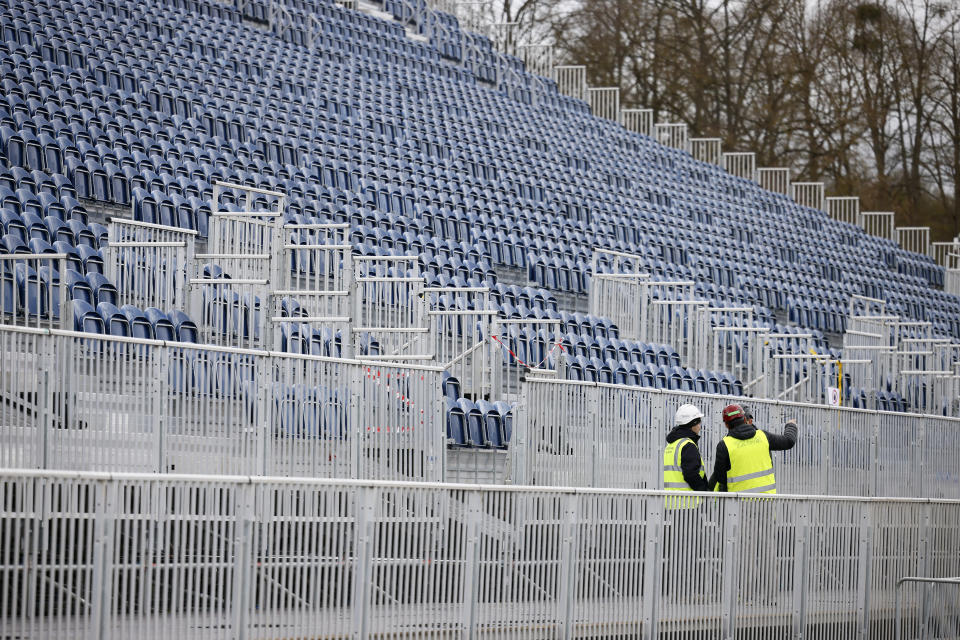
xmin=897 ymin=226 xmax=931 ymax=257
xmin=553 ymin=65 xmax=586 ymax=101
xmin=189 ymin=256 xmax=271 ymax=350
xmin=104 ymin=219 xmax=196 ymax=311
xmin=932 ymin=241 xmax=960 ymax=267
xmin=513 ymin=378 xmax=960 ymax=499
xmin=689 ymin=137 xmax=721 ymax=165
xmin=757 ymin=167 xmax=791 ymax=195
xmin=827 ymin=196 xmax=861 ymax=226
xmin=721 ymin=152 xmax=756 ymax=181
xmin=586 ymin=87 xmax=620 ymax=122
xmin=353 ymin=255 xmax=428 ymax=360
xmin=518 ymin=43 xmax=553 ymax=79
xmin=425 ymin=286 xmax=496 ymax=399
xmin=620 ymin=108 xmax=653 ymax=136
xmin=2 ymin=470 xmax=955 ymax=639
xmin=274 ymin=222 xmax=354 ymax=356
xmin=0 ymin=253 xmax=68 ymax=330
xmin=0 ymin=326 xmax=445 ymax=482
xmin=947 ymin=253 xmax=960 ymax=297
xmin=654 ymin=123 xmax=689 ymax=153
xmin=793 ymin=182 xmax=825 ymax=211
xmin=863 ymin=211 xmax=897 ymax=241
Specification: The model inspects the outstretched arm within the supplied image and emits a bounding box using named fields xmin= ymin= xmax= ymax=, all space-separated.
xmin=765 ymin=420 xmax=798 ymax=451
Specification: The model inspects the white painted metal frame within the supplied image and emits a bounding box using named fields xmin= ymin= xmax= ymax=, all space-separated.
xmin=757 ymin=167 xmax=791 ymax=195
xmin=105 ymin=219 xmax=196 ymax=312
xmin=513 ymin=378 xmax=960 ymax=499
xmin=0 ymin=469 xmax=958 ymax=639
xmin=352 ymin=255 xmax=429 ymax=359
xmin=0 ymin=326 xmax=445 ymax=481
xmin=863 ymin=211 xmax=897 ymax=241
xmin=553 ymin=65 xmax=586 ymax=101
xmin=654 ymin=123 xmax=689 ymax=153
xmin=827 ymin=196 xmax=861 ymax=226
xmin=897 ymin=226 xmax=931 ymax=257
xmin=586 ymin=87 xmax=620 ymax=122
xmin=689 ymin=137 xmax=721 ymax=165
xmin=620 ymin=108 xmax=653 ymax=136
xmin=722 ymin=152 xmax=756 ymax=181
xmin=792 ymin=182 xmax=826 ymax=212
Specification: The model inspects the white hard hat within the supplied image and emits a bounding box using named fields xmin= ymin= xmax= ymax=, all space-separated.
xmin=674 ymin=404 xmax=704 ymax=426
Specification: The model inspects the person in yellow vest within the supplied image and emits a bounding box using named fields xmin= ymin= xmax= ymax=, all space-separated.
xmin=711 ymin=404 xmax=797 ymax=493
xmin=663 ymin=404 xmax=711 ymax=495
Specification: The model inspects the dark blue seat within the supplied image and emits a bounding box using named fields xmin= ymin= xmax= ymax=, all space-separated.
xmin=445 ymin=397 xmax=468 ymax=447
xmin=121 ymin=304 xmax=154 ymax=340
xmin=145 ymin=307 xmax=176 ymax=341
xmin=97 ymin=302 xmax=131 ymax=336
xmin=72 ymin=299 xmax=105 ymax=333
xmin=458 ymin=398 xmax=487 ymax=447
xmin=87 ymin=272 xmax=118 ymax=306
xmin=169 ymin=310 xmax=199 ymax=343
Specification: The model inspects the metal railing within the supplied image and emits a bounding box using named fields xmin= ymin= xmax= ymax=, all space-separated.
xmin=512 ymin=377 xmax=960 ymax=498
xmin=0 ymin=325 xmax=445 ymax=482
xmin=827 ymin=196 xmax=861 ymax=226
xmin=757 ymin=167 xmax=791 ymax=195
xmin=721 ymin=152 xmax=756 ymax=181
xmin=0 ymin=254 xmax=68 ymax=330
xmin=793 ymin=182 xmax=826 ymax=211
xmin=863 ymin=211 xmax=897 ymax=241
xmin=897 ymin=227 xmax=932 ymax=258
xmin=104 ymin=219 xmax=196 ymax=311
xmin=895 ymin=577 xmax=960 ymax=640
xmin=0 ymin=470 xmax=957 ymax=639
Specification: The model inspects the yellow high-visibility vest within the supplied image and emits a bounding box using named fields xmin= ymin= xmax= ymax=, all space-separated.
xmin=663 ymin=438 xmax=705 ymax=509
xmin=723 ymin=430 xmax=776 ymax=494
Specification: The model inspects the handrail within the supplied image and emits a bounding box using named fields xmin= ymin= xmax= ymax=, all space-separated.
xmin=895 ymin=576 xmax=960 ymax=640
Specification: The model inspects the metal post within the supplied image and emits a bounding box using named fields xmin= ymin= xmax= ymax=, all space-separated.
xmin=856 ymin=503 xmax=874 ymax=638
xmin=231 ymin=482 xmax=254 ymax=640
xmin=351 ymin=487 xmax=377 ymax=640
xmin=91 ymin=479 xmax=117 ymax=640
xmin=557 ymin=493 xmax=579 ymax=640
xmin=641 ymin=495 xmax=663 ymax=640
xmin=154 ymin=347 xmax=168 ymax=473
xmin=790 ymin=501 xmax=811 ymax=637
xmin=720 ymin=499 xmax=741 ymax=639
xmin=460 ymin=490 xmax=483 ymax=640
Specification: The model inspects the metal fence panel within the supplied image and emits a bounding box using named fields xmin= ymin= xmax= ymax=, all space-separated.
xmin=0 ymin=327 xmax=444 ymax=483
xmin=1 ymin=472 xmax=959 ymax=639
xmin=516 ymin=379 xmax=960 ymax=497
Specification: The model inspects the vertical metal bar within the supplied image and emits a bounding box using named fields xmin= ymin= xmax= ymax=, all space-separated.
xmin=351 ymin=486 xmax=376 ymax=640
xmin=641 ymin=495 xmax=662 ymax=640
xmin=460 ymin=491 xmax=482 ymax=640
xmin=857 ymin=502 xmax=874 ymax=638
xmin=791 ymin=500 xmax=811 ymax=637
xmin=720 ymin=498 xmax=741 ymax=639
xmin=231 ymin=482 xmax=254 ymax=640
xmin=557 ymin=493 xmax=579 ymax=640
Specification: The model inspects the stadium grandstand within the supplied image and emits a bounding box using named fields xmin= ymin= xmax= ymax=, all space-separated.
xmin=0 ymin=0 xmax=959 ymax=636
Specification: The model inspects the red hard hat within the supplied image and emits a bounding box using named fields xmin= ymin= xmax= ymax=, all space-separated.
xmin=722 ymin=404 xmax=745 ymax=426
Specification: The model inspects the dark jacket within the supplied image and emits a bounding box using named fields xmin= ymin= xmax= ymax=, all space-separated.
xmin=710 ymin=420 xmax=797 ymax=491
xmin=665 ymin=426 xmax=711 ymax=492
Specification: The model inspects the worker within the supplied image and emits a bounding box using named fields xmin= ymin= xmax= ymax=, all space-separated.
xmin=663 ymin=403 xmax=711 ymax=499
xmin=711 ymin=404 xmax=797 ymax=493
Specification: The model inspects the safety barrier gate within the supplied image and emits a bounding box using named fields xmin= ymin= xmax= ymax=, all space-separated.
xmin=104 ymin=218 xmax=196 ymax=311
xmin=512 ymin=378 xmax=960 ymax=498
xmin=0 ymin=470 xmax=957 ymax=640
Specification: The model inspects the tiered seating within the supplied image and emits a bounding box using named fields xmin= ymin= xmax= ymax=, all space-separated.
xmin=1 ymin=0 xmax=958 ymax=420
